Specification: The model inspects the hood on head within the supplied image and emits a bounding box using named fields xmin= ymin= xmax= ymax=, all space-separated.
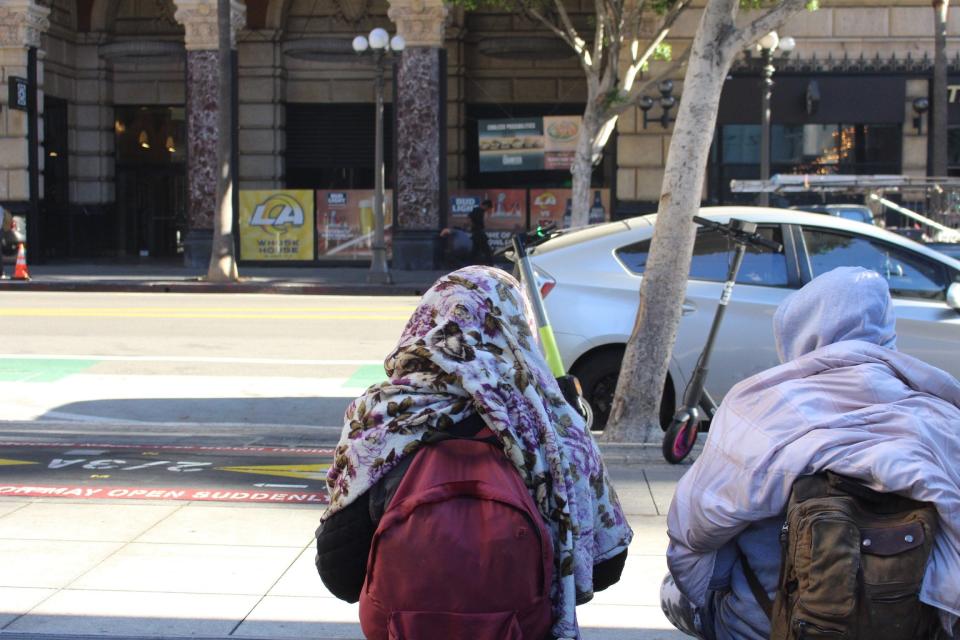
xmin=773 ymin=266 xmax=897 ymax=363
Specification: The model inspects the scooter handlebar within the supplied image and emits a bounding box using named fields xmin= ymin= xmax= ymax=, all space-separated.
xmin=693 ymin=216 xmax=783 ymax=253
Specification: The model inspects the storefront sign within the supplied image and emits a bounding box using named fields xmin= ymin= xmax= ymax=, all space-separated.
xmin=239 ymin=190 xmax=315 ymax=261
xmin=948 ymin=85 xmax=960 ymax=103
xmin=316 ymin=190 xmax=393 ymax=259
xmin=478 ymin=116 xmax=582 ymax=173
xmin=8 ymin=77 xmax=28 ymax=111
xmin=530 ymin=188 xmax=610 ymax=229
xmin=448 ymin=189 xmax=527 ymax=252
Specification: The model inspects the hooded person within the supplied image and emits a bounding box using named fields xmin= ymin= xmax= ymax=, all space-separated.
xmin=315 ymin=265 xmax=633 ymax=640
xmin=663 ymin=266 xmax=960 ymax=639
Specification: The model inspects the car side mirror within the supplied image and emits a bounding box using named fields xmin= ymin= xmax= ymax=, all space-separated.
xmin=947 ymin=282 xmax=960 ymax=311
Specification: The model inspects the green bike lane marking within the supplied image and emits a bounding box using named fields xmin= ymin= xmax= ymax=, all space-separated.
xmin=0 ymin=358 xmax=99 ymax=383
xmin=342 ymin=364 xmax=385 ymax=389
xmin=2 ymin=357 xmax=383 ymax=386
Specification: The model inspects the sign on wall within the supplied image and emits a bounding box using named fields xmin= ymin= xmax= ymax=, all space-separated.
xmin=238 ymin=190 xmax=316 ymax=261
xmin=448 ymin=189 xmax=528 ymax=252
xmin=478 ymin=116 xmax=582 ymax=173
xmin=529 ymin=188 xmax=611 ymax=229
xmin=315 ymin=190 xmax=393 ymax=259
xmin=8 ymin=77 xmax=28 ymax=111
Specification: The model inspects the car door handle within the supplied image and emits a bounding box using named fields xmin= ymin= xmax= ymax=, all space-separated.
xmin=682 ymin=300 xmax=696 ymax=315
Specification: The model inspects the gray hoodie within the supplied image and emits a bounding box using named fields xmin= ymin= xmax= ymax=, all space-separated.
xmin=667 ymin=266 xmax=960 ymax=639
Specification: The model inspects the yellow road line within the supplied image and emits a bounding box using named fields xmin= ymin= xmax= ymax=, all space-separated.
xmin=0 ymin=310 xmax=411 ymax=320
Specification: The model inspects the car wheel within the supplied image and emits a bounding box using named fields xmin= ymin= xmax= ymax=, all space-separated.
xmin=573 ymin=348 xmax=675 ymax=432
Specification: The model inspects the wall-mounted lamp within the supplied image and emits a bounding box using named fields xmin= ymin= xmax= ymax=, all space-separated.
xmin=912 ymin=97 xmax=930 ymax=134
xmin=114 ymin=120 xmax=126 ymax=135
xmin=639 ymin=80 xmax=678 ymax=129
xmin=138 ymin=130 xmax=150 ymax=149
xmin=165 ymin=135 xmax=176 ymax=153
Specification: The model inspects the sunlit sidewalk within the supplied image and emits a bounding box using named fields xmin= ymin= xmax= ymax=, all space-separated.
xmin=0 ymin=462 xmax=687 ymax=640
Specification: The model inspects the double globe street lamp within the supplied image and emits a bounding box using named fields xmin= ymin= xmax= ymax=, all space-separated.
xmin=757 ymin=31 xmax=795 ymax=206
xmin=352 ymin=28 xmax=405 ymax=284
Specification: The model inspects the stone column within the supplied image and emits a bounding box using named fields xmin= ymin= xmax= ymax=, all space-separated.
xmin=388 ymin=0 xmax=448 ymax=269
xmin=0 ymin=0 xmax=49 ymax=249
xmin=173 ymin=0 xmax=245 ymax=267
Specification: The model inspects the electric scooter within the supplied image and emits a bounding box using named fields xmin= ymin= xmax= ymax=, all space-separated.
xmin=504 ymin=225 xmax=594 ymax=428
xmin=661 ymin=216 xmax=783 ymax=464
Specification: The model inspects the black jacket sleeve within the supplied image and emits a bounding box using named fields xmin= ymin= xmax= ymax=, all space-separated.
xmin=593 ymin=548 xmax=628 ymax=592
xmin=575 ymin=548 xmax=629 ymax=605
xmin=315 ymin=492 xmax=374 ymax=603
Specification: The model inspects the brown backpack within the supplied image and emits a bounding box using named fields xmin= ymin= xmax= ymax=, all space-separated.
xmin=743 ymin=472 xmax=940 ymax=639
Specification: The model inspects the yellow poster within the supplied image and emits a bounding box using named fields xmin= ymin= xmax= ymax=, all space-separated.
xmin=239 ymin=190 xmax=315 ymax=261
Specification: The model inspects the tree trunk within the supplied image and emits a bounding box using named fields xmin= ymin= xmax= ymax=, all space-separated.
xmin=603 ymin=0 xmax=737 ymax=443
xmin=570 ymin=104 xmax=603 ymax=227
xmin=207 ymin=0 xmax=239 ymax=282
xmin=931 ymin=0 xmax=949 ymax=177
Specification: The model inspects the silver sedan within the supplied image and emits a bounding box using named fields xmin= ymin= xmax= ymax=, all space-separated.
xmin=527 ymin=207 xmax=960 ymax=429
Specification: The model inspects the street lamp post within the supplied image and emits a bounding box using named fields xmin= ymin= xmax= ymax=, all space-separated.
xmin=757 ymin=32 xmax=795 ymax=206
xmin=352 ymin=28 xmax=405 ymax=284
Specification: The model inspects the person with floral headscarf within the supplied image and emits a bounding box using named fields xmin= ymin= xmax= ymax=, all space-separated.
xmin=315 ymin=265 xmax=633 ymax=640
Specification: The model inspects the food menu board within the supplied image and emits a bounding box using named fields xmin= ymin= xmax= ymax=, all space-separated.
xmin=315 ymin=189 xmax=393 ymax=259
xmin=478 ymin=116 xmax=582 ymax=173
xmin=448 ymin=189 xmax=527 ymax=252
xmin=529 ymin=188 xmax=611 ymax=229
xmin=238 ymin=190 xmax=316 ymax=261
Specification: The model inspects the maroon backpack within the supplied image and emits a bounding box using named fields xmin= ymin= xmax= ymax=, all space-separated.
xmin=358 ymin=431 xmax=554 ymax=640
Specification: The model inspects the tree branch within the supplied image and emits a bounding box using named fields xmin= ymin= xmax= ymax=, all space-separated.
xmin=592 ymin=0 xmax=605 ymax=77
xmin=552 ymin=0 xmax=590 ymax=65
xmin=731 ymin=0 xmax=807 ymax=53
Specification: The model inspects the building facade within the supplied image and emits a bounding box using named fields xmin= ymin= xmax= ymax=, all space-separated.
xmin=1 ymin=0 xmax=957 ymax=266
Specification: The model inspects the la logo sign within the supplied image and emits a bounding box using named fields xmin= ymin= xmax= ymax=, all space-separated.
xmin=249 ymin=194 xmax=305 ymax=233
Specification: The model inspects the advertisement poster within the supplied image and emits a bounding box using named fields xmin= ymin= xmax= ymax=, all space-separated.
xmin=316 ymin=190 xmax=393 ymax=259
xmin=530 ymin=188 xmax=611 ymax=229
xmin=542 ymin=116 xmax=581 ymax=170
xmin=478 ymin=116 xmax=582 ymax=173
xmin=478 ymin=119 xmax=544 ymax=173
xmin=239 ymin=190 xmax=315 ymax=261
xmin=448 ymin=189 xmax=527 ymax=253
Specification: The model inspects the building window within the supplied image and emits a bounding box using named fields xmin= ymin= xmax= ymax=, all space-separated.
xmin=948 ymin=126 xmax=960 ymax=177
xmin=710 ymin=123 xmax=902 ymax=204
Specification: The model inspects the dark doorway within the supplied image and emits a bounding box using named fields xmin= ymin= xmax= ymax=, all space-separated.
xmin=114 ymin=106 xmax=186 ymax=258
xmin=40 ymin=95 xmax=70 ymax=259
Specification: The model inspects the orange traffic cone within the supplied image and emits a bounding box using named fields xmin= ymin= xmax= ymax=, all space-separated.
xmin=12 ymin=242 xmax=29 ymax=280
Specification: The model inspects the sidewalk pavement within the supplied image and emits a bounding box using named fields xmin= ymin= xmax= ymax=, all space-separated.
xmin=0 ymin=432 xmax=689 ymax=640
xmin=0 ymin=262 xmax=448 ymax=296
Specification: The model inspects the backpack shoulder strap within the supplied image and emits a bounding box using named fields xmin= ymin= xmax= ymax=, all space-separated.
xmin=740 ymin=549 xmax=773 ymax=620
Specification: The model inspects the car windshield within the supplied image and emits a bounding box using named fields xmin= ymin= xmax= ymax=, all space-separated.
xmin=835 ymin=210 xmax=872 ymax=224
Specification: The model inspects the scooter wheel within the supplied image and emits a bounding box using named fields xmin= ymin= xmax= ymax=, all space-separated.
xmin=662 ymin=417 xmax=698 ymax=464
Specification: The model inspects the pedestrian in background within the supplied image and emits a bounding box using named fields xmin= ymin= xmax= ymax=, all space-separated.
xmin=315 ymin=265 xmax=632 ymax=640
xmin=663 ymin=267 xmax=960 ymax=640
xmin=468 ymin=199 xmax=494 ymax=265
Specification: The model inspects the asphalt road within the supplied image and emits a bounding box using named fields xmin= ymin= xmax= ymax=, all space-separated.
xmin=0 ymin=290 xmax=419 ymax=429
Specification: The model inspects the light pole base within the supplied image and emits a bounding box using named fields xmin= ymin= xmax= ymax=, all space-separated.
xmin=366 ymin=267 xmax=393 ymax=285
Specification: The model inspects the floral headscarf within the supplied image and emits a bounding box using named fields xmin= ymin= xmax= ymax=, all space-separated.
xmin=324 ymin=265 xmax=633 ymax=639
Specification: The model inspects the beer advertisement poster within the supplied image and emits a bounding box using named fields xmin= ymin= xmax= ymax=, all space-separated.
xmin=239 ymin=190 xmax=315 ymax=261
xmin=530 ymin=188 xmax=610 ymax=229
xmin=315 ymin=190 xmax=393 ymax=259
xmin=447 ymin=189 xmax=527 ymax=252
